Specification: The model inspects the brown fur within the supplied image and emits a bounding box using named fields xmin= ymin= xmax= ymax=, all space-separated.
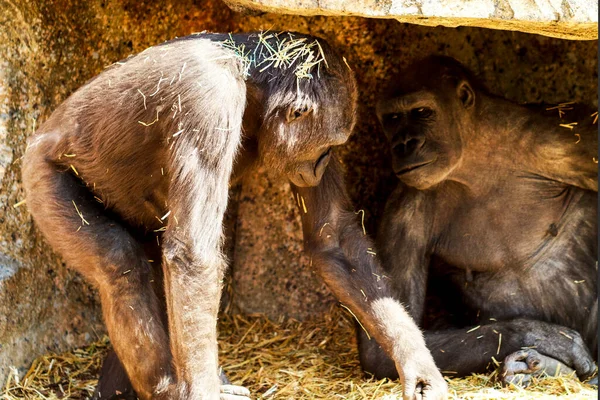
xmin=21 ymin=34 xmax=446 ymax=400
xmin=358 ymin=56 xmax=597 ymax=384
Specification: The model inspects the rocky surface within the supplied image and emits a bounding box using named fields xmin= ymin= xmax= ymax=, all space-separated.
xmin=232 ymin=168 xmax=334 ymax=320
xmin=0 ymin=0 xmax=597 ymax=379
xmin=224 ymin=0 xmax=599 ymax=40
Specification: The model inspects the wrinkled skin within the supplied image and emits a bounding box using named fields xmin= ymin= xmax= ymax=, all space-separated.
xmin=358 ymin=56 xmax=597 ymax=387
xmin=22 ymin=34 xmax=446 ymax=400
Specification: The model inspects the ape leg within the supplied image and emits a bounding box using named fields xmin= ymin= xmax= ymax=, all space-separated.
xmin=358 ymin=319 xmax=595 ymax=380
xmin=152 ymin=110 xmax=248 ymax=398
xmin=22 ymin=134 xmax=171 ymax=399
xmin=93 ymin=350 xmax=248 ymax=400
xmin=93 ymin=350 xmax=137 ymax=400
xmin=425 ymin=319 xmax=595 ymax=378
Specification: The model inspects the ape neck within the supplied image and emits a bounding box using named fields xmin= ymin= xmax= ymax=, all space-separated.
xmin=242 ymin=84 xmax=265 ymax=139
xmin=231 ymin=83 xmax=264 ymax=183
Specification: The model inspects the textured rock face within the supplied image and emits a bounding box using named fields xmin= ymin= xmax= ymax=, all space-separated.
xmin=224 ymin=0 xmax=599 ymax=39
xmin=0 ymin=0 xmax=597 ymax=379
xmin=232 ymin=168 xmax=334 ymax=320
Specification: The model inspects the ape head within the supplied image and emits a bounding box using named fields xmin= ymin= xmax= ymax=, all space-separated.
xmin=376 ymin=56 xmax=479 ymax=189
xmin=244 ymin=33 xmax=358 ymax=187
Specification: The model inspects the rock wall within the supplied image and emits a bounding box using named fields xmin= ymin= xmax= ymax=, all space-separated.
xmin=224 ymin=0 xmax=599 ymax=40
xmin=0 ymin=0 xmax=597 ymax=379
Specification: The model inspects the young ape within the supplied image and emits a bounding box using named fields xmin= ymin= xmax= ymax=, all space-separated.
xmin=22 ymin=34 xmax=447 ymax=400
xmin=358 ymin=56 xmax=598 ymax=386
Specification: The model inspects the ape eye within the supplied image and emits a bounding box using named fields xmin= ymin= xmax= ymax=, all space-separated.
xmin=287 ymin=105 xmax=312 ymax=123
xmin=411 ymin=107 xmax=433 ymax=119
xmin=385 ymin=113 xmax=401 ymax=121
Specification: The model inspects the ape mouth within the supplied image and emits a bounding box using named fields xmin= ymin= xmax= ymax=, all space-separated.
xmin=314 ymin=147 xmax=332 ymax=174
xmin=395 ymin=159 xmax=435 ymax=176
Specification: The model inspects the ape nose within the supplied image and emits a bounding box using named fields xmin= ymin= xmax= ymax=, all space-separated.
xmin=291 ymin=148 xmax=332 ymax=187
xmin=393 ymin=137 xmax=425 ymax=157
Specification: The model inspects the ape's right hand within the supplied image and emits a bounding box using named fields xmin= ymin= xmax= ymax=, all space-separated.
xmin=397 ymin=355 xmax=448 ymax=400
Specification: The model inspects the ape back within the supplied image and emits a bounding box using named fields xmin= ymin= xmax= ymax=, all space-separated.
xmin=21 ymin=32 xmax=360 ymax=400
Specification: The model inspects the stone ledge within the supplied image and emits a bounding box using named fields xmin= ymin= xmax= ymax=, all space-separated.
xmin=223 ymin=0 xmax=598 ymax=40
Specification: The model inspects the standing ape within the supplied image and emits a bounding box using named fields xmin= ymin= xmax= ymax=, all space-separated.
xmin=358 ymin=55 xmax=597 ymax=385
xmin=22 ymin=33 xmax=447 ymax=400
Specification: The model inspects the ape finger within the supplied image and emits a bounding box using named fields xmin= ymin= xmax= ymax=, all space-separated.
xmin=402 ymin=376 xmax=418 ymax=400
xmin=557 ymin=329 xmax=596 ymax=379
xmin=220 ymin=384 xmax=251 ymax=397
xmin=504 ymin=373 xmax=532 ymax=388
xmin=419 ymin=381 xmax=448 ymax=400
xmin=402 ymin=377 xmax=447 ymax=400
xmin=415 ymin=382 xmax=424 ymax=400
xmin=220 ymin=394 xmax=251 ymax=400
xmin=506 ymin=349 xmax=575 ymax=375
xmin=570 ymin=347 xmax=596 ymax=380
xmin=528 ymin=353 xmax=574 ymax=377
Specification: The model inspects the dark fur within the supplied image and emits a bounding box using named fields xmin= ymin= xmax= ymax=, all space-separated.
xmin=358 ymin=56 xmax=598 ymax=383
xmin=22 ymin=34 xmax=446 ymax=400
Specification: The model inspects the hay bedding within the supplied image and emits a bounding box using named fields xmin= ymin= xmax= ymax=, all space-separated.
xmin=2 ymin=307 xmax=597 ymax=400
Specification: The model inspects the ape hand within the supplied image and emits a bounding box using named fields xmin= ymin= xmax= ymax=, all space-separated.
xmin=220 ymin=384 xmax=251 ymax=400
xmin=512 ymin=322 xmax=596 ymax=380
xmin=397 ymin=357 xmax=447 ymax=400
xmin=501 ymin=349 xmax=574 ymax=387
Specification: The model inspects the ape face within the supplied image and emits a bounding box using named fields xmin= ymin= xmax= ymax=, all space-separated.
xmin=250 ymin=38 xmax=357 ymax=187
xmin=376 ymin=56 xmax=476 ymax=190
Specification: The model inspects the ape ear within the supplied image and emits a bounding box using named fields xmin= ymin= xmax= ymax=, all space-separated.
xmin=457 ymin=81 xmax=475 ymax=109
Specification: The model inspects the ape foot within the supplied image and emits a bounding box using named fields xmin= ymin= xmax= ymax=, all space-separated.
xmin=502 ymin=349 xmax=574 ymax=387
xmin=585 ymin=375 xmax=598 ymax=386
xmin=220 ymin=384 xmax=251 ymax=400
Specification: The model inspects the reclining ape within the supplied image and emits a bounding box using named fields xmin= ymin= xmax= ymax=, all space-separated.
xmin=358 ymin=56 xmax=597 ymax=385
xmin=22 ymin=33 xmax=447 ymax=400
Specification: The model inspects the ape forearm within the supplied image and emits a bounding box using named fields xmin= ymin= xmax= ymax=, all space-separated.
xmin=375 ymin=203 xmax=431 ymax=323
xmin=310 ymin=240 xmax=436 ymax=377
xmin=292 ymin=156 xmax=433 ymax=370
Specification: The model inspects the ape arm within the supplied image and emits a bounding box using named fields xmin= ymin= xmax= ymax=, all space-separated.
xmin=375 ymin=187 xmax=432 ymax=322
xmin=291 ymin=155 xmax=446 ymax=398
xmin=356 ymin=188 xmax=433 ymax=380
xmin=425 ymin=319 xmax=595 ymax=378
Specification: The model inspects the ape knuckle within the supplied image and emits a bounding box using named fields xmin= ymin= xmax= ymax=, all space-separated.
xmin=570 ymin=329 xmax=584 ymax=342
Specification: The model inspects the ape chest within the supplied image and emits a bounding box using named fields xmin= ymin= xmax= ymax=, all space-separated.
xmin=435 ymin=203 xmax=561 ymax=271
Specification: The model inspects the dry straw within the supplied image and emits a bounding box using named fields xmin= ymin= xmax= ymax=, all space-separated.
xmin=2 ymin=306 xmax=597 ymax=399
xmin=220 ymin=32 xmax=327 ymax=87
